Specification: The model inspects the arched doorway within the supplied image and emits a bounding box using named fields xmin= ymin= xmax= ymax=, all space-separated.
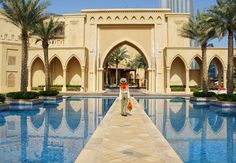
xmin=102 ymin=41 xmax=149 ymax=90
xmin=208 ymin=57 xmax=224 ymax=87
xmin=66 ymin=57 xmax=82 ymax=91
xmin=31 ymin=57 xmax=45 ymax=88
xmin=50 ymin=57 xmax=63 ymax=86
xmin=170 ymin=57 xmax=186 ymax=92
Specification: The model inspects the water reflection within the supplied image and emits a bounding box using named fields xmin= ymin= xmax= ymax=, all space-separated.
xmin=138 ymin=98 xmax=236 ymax=163
xmin=0 ymin=97 xmax=115 ymax=163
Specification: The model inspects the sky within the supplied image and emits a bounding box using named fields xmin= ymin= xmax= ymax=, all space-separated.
xmin=45 ymin=0 xmax=227 ymax=47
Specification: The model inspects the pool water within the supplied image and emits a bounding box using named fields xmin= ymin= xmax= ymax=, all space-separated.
xmin=0 ymin=97 xmax=115 ymax=163
xmin=137 ymin=98 xmax=236 ymax=163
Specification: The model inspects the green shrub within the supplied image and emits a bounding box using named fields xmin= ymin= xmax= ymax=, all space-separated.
xmin=66 ymin=85 xmax=81 ymax=91
xmin=39 ymin=90 xmax=59 ymax=96
xmin=0 ymin=94 xmax=5 ymax=103
xmin=51 ymin=85 xmax=63 ymax=91
xmin=170 ymin=85 xmax=186 ymax=91
xmin=6 ymin=92 xmax=39 ymax=99
xmin=190 ymin=86 xmax=201 ymax=92
xmin=216 ymin=94 xmax=236 ymax=101
xmin=193 ymin=91 xmax=216 ymax=97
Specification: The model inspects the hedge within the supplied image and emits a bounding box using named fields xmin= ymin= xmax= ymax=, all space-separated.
xmin=39 ymin=90 xmax=59 ymax=96
xmin=0 ymin=94 xmax=5 ymax=103
xmin=193 ymin=92 xmax=216 ymax=97
xmin=170 ymin=85 xmax=185 ymax=91
xmin=66 ymin=85 xmax=81 ymax=91
xmin=6 ymin=92 xmax=39 ymax=99
xmin=216 ymin=94 xmax=236 ymax=101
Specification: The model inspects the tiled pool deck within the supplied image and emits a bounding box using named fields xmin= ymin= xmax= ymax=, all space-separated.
xmin=76 ymin=98 xmax=182 ymax=163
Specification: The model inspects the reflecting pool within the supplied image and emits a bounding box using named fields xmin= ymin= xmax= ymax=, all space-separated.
xmin=137 ymin=98 xmax=236 ymax=163
xmin=0 ymin=97 xmax=115 ymax=163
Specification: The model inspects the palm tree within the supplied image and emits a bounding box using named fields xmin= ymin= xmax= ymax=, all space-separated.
xmin=128 ymin=54 xmax=147 ymax=69
xmin=207 ymin=0 xmax=236 ymax=94
xmin=1 ymin=0 xmax=49 ymax=91
xmin=32 ymin=17 xmax=63 ymax=91
xmin=180 ymin=11 xmax=216 ymax=93
xmin=107 ymin=47 xmax=129 ymax=85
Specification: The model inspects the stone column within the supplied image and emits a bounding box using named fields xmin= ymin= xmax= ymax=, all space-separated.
xmin=27 ymin=68 xmax=32 ymax=91
xmin=147 ymin=68 xmax=152 ymax=92
xmin=98 ymin=68 xmax=104 ymax=92
xmin=186 ymin=68 xmax=191 ymax=93
xmin=62 ymin=68 xmax=67 ymax=92
xmin=166 ymin=68 xmax=171 ymax=93
xmin=224 ymin=69 xmax=227 ymax=88
xmin=81 ymin=67 xmax=85 ymax=92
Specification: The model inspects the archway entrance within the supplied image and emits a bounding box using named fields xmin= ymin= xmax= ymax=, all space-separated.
xmin=102 ymin=42 xmax=148 ymax=90
xmin=208 ymin=57 xmax=224 ymax=87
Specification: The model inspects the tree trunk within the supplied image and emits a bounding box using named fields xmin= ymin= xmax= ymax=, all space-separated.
xmin=115 ymin=61 xmax=118 ymax=86
xmin=227 ymin=31 xmax=234 ymax=94
xmin=43 ymin=40 xmax=50 ymax=91
xmin=20 ymin=31 xmax=28 ymax=92
xmin=201 ymin=43 xmax=208 ymax=93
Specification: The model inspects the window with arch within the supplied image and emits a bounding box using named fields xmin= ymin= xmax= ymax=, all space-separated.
xmin=7 ymin=73 xmax=15 ymax=87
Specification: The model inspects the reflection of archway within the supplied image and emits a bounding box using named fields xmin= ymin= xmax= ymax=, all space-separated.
xmin=31 ymin=57 xmax=45 ymax=87
xmin=31 ymin=110 xmax=45 ymax=129
xmin=50 ymin=57 xmax=63 ymax=85
xmin=48 ymin=104 xmax=63 ymax=130
xmin=207 ymin=111 xmax=223 ymax=133
xmin=208 ymin=57 xmax=224 ymax=87
xmin=66 ymin=57 xmax=82 ymax=86
xmin=189 ymin=106 xmax=203 ymax=133
xmin=169 ymin=100 xmax=186 ymax=132
xmin=190 ymin=56 xmax=202 ymax=86
xmin=170 ymin=56 xmax=186 ymax=89
xmin=102 ymin=40 xmax=149 ymax=89
xmin=66 ymin=100 xmax=82 ymax=131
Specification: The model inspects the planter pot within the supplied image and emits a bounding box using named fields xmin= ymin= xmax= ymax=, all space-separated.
xmin=0 ymin=103 xmax=9 ymax=110
xmin=39 ymin=96 xmax=62 ymax=104
xmin=6 ymin=99 xmax=43 ymax=109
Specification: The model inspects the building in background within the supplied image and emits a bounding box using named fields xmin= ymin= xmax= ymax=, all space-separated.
xmin=160 ymin=0 xmax=194 ymax=15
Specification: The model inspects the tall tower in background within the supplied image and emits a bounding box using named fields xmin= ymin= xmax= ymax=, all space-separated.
xmin=160 ymin=0 xmax=196 ymax=46
xmin=160 ymin=0 xmax=194 ymax=15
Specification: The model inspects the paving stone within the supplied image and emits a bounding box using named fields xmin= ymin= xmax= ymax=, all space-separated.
xmin=75 ymin=97 xmax=183 ymax=163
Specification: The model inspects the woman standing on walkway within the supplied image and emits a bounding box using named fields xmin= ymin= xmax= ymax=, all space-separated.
xmin=119 ymin=78 xmax=130 ymax=116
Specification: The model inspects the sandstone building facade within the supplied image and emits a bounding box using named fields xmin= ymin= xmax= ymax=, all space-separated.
xmin=0 ymin=8 xmax=235 ymax=94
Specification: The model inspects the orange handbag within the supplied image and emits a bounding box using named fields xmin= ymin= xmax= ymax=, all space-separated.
xmin=127 ymin=100 xmax=132 ymax=111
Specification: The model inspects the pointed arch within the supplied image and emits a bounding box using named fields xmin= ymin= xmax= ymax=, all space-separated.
xmin=50 ymin=56 xmax=63 ymax=85
xmin=115 ymin=16 xmax=120 ymax=20
xmin=208 ymin=55 xmax=225 ymax=69
xmin=65 ymin=55 xmax=83 ymax=68
xmin=189 ymin=54 xmax=202 ymax=68
xmin=169 ymin=55 xmax=188 ymax=69
xmin=90 ymin=17 xmax=95 ymax=22
xmin=31 ymin=57 xmax=45 ymax=87
xmin=66 ymin=56 xmax=82 ymax=86
xmin=131 ymin=16 xmax=137 ymax=20
xmin=123 ymin=16 xmax=128 ymax=20
xmin=170 ymin=55 xmax=187 ymax=86
xmin=106 ymin=16 xmax=112 ymax=21
xmin=189 ymin=54 xmax=202 ymax=86
xmin=98 ymin=16 xmax=103 ymax=21
xmin=148 ymin=16 xmax=154 ymax=21
xmin=208 ymin=55 xmax=225 ymax=87
xmin=140 ymin=16 xmax=145 ymax=21
xmin=29 ymin=55 xmax=44 ymax=69
xmin=102 ymin=39 xmax=150 ymax=68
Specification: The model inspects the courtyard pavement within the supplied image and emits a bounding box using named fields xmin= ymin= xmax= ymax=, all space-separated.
xmin=75 ymin=97 xmax=183 ymax=163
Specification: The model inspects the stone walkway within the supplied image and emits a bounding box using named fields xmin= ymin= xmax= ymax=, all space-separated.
xmin=75 ymin=98 xmax=183 ymax=163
